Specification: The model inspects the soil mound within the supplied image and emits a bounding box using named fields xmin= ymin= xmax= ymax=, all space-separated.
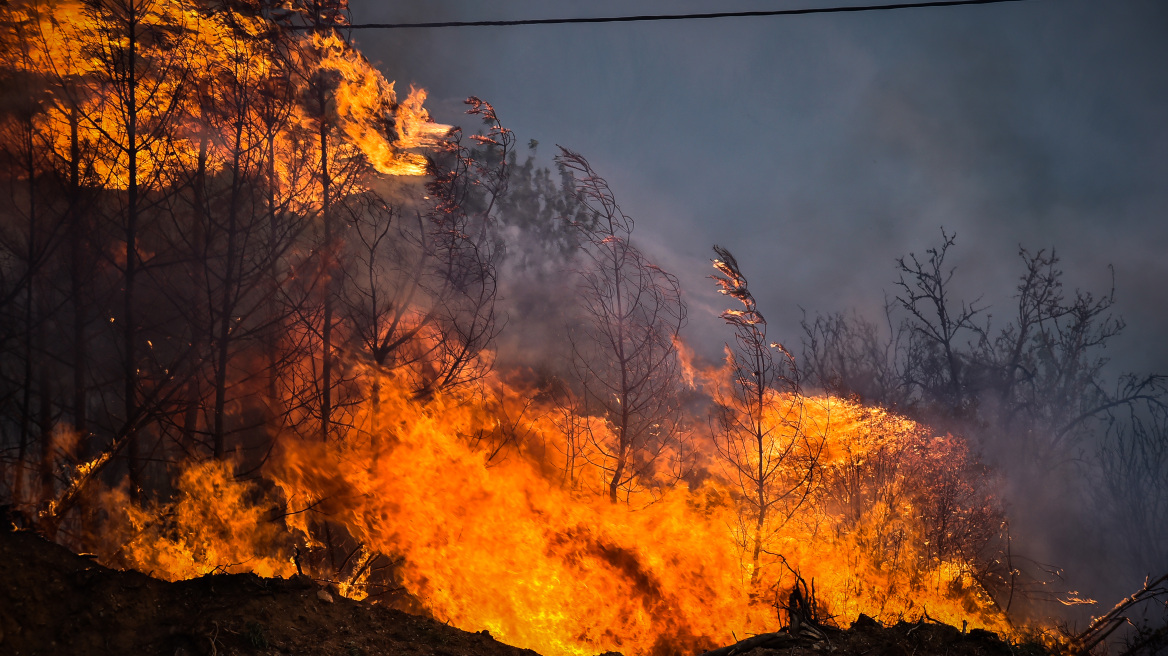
xmin=0 ymin=528 xmax=538 ymax=656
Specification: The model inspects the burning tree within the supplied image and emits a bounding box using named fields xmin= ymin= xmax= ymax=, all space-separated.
xmin=172 ymin=10 xmax=310 ymax=460
xmin=64 ymin=0 xmax=203 ymax=498
xmin=556 ymin=147 xmax=688 ymax=503
xmin=0 ymin=0 xmax=453 ymax=521
xmin=417 ymin=98 xmax=510 ymax=397
xmin=339 ymin=96 xmax=509 ymax=418
xmin=709 ymin=245 xmax=825 ymax=588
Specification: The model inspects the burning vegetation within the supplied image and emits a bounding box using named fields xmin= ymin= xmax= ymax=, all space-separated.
xmin=0 ymin=1 xmax=1165 ymax=655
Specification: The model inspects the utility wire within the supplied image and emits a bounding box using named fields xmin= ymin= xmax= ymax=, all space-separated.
xmin=295 ymin=0 xmax=1039 ymax=31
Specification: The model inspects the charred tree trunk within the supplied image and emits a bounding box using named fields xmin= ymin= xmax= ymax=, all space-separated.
xmin=318 ymin=99 xmax=333 ymax=443
xmin=179 ymin=377 xmax=200 ymax=456
xmin=122 ymin=10 xmax=142 ymax=501
xmin=13 ymin=119 xmax=37 ymax=508
xmin=37 ymin=360 xmax=53 ymax=509
xmin=265 ymin=131 xmax=281 ymax=421
xmin=211 ymin=122 xmax=246 ymax=460
xmin=67 ymin=105 xmax=89 ymax=463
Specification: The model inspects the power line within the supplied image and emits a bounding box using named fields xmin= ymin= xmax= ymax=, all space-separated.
xmin=299 ymin=0 xmax=1038 ymax=31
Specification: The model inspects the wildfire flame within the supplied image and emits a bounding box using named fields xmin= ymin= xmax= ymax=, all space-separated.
xmin=313 ymin=32 xmax=449 ymax=176
xmin=6 ymin=0 xmax=445 ymax=192
xmin=4 ymin=2 xmax=1016 ymax=654
xmin=89 ymin=356 xmax=1011 ymax=656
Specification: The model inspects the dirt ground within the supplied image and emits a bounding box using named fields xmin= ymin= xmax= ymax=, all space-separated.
xmin=722 ymin=614 xmax=1048 ymax=656
xmin=0 ymin=527 xmax=540 ymax=656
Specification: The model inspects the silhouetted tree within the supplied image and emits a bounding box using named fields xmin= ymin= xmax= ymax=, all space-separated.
xmin=68 ymin=0 xmax=199 ymax=497
xmin=416 ymin=98 xmax=511 ymax=397
xmin=557 ymin=147 xmax=687 ymax=503
xmin=710 ymin=245 xmax=824 ymax=586
xmin=799 ymin=231 xmax=1168 ymax=622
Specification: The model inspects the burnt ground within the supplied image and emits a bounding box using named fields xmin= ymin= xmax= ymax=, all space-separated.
xmin=0 ymin=528 xmax=539 ymax=656
xmin=718 ymin=614 xmax=1050 ymax=656
xmin=0 ymin=526 xmax=1050 ymax=656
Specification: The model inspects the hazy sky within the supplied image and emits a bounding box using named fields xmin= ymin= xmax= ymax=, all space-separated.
xmin=350 ymin=0 xmax=1168 ymax=375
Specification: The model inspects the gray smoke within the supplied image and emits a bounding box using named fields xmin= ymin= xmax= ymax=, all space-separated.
xmin=351 ymin=0 xmax=1168 ymax=632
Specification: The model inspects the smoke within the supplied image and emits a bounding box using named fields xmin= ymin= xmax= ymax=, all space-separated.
xmin=353 ymin=0 xmax=1168 ymax=366
xmin=350 ymin=0 xmax=1168 ymax=634
xmin=10 ymin=0 xmax=1142 ymax=639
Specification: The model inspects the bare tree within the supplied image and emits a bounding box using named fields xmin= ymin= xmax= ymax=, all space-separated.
xmin=556 ymin=147 xmax=687 ymax=503
xmin=710 ymin=245 xmax=824 ymax=586
xmin=30 ymin=18 xmax=106 ymax=472
xmin=339 ymin=199 xmax=429 ymax=408
xmin=164 ymin=10 xmax=309 ymax=461
xmin=805 ymin=235 xmax=1162 ymax=462
xmin=893 ymin=229 xmax=986 ymax=417
xmin=414 ymin=98 xmax=510 ymax=397
xmin=801 ymin=302 xmax=913 ymax=408
xmin=1097 ymin=401 xmax=1168 ymax=581
xmin=338 ymin=97 xmax=510 ymax=413
xmin=0 ymin=8 xmax=60 ymax=508
xmin=799 ymin=231 xmax=1168 ymax=624
xmin=57 ymin=0 xmax=199 ymax=497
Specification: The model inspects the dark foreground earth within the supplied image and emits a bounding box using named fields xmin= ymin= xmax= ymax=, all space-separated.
xmin=0 ymin=527 xmax=539 ymax=656
xmin=718 ymin=616 xmax=1042 ymax=656
xmin=0 ymin=526 xmax=1044 ymax=656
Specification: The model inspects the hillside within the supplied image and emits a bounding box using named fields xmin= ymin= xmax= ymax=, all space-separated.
xmin=0 ymin=527 xmax=538 ymax=656
xmin=0 ymin=525 xmax=1044 ymax=656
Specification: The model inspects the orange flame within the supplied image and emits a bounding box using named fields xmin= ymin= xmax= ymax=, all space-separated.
xmin=99 ymin=460 xmax=296 ymax=580
xmin=7 ymin=0 xmax=443 ymax=193
xmin=10 ymin=2 xmax=1015 ymax=651
xmin=314 ymin=32 xmax=449 ymax=176
xmin=94 ymin=355 xmax=1012 ymax=655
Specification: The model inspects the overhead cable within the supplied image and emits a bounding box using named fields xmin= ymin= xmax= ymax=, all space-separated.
xmin=293 ymin=0 xmax=1038 ymax=31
